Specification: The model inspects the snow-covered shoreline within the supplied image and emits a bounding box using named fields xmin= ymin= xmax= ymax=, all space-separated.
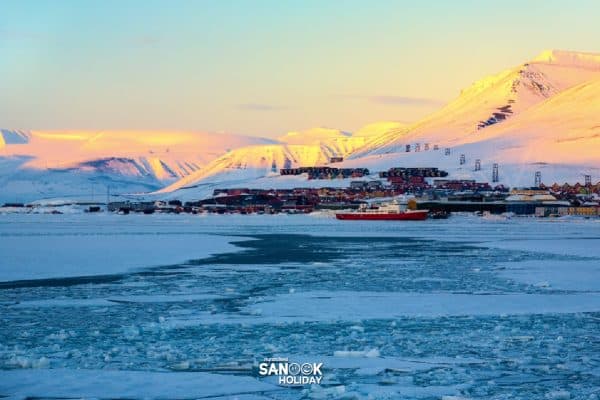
xmin=0 ymin=214 xmax=247 ymax=282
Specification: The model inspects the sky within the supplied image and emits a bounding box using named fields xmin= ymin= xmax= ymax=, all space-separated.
xmin=1 ymin=0 xmax=599 ymax=138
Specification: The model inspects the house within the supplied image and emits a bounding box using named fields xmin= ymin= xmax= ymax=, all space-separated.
xmin=350 ymin=181 xmax=368 ymax=190
xmin=367 ymin=180 xmax=383 ymax=190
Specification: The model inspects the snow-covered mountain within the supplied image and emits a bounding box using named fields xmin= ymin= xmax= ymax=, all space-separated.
xmin=157 ymin=50 xmax=600 ymax=198
xmin=340 ymin=77 xmax=600 ymax=187
xmin=0 ymin=130 xmax=274 ymax=202
xmin=352 ymin=50 xmax=600 ymax=157
xmin=334 ymin=50 xmax=600 ymax=187
xmin=2 ymin=50 xmax=599 ymax=202
xmin=155 ymin=127 xmax=375 ymax=195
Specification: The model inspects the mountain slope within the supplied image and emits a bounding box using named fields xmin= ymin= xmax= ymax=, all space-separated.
xmin=159 ymin=50 xmax=600 ymax=197
xmin=0 ymin=130 xmax=274 ymax=202
xmin=3 ymin=50 xmax=598 ymax=201
xmin=352 ymin=50 xmax=600 ymax=157
xmin=339 ymin=74 xmax=600 ymax=188
xmin=0 ymin=130 xmax=274 ymax=178
xmin=156 ymin=127 xmax=374 ymax=195
xmin=197 ymin=50 xmax=600 ymax=193
xmin=277 ymin=127 xmax=351 ymax=145
xmin=466 ymin=76 xmax=600 ymax=165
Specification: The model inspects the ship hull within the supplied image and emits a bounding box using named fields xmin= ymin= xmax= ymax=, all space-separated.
xmin=335 ymin=211 xmax=428 ymax=221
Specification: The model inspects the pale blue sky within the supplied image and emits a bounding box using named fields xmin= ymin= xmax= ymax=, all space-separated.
xmin=1 ymin=0 xmax=599 ymax=137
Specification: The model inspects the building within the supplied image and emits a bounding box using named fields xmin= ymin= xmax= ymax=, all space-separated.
xmin=350 ymin=181 xmax=368 ymax=190
xmin=536 ymin=206 xmax=599 ymax=217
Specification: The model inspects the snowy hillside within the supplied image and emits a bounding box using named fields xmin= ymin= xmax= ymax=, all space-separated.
xmin=2 ymin=50 xmax=599 ymax=202
xmin=344 ymin=51 xmax=600 ymax=187
xmin=352 ymin=50 xmax=600 ymax=157
xmin=158 ymin=50 xmax=600 ymax=197
xmin=156 ymin=127 xmax=376 ymax=194
xmin=0 ymin=130 xmax=273 ymax=202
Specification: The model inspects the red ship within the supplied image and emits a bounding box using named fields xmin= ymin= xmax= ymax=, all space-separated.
xmin=335 ymin=199 xmax=428 ymax=221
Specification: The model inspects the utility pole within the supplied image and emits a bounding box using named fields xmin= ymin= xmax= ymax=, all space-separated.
xmin=492 ymin=163 xmax=499 ymax=183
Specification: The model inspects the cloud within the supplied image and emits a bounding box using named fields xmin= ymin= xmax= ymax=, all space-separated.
xmin=237 ymin=103 xmax=286 ymax=111
xmin=339 ymin=94 xmax=445 ymax=107
xmin=0 ymin=29 xmax=40 ymax=41
xmin=131 ymin=35 xmax=161 ymax=47
xmin=368 ymin=95 xmax=445 ymax=107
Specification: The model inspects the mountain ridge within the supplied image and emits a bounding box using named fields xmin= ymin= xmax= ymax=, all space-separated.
xmin=349 ymin=49 xmax=600 ymax=158
xmin=1 ymin=49 xmax=599 ymax=201
xmin=158 ymin=49 xmax=600 ymax=197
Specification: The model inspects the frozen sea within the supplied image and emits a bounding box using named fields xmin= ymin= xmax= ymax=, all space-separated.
xmin=0 ymin=213 xmax=599 ymax=399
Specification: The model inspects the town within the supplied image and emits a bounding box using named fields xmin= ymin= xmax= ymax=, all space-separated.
xmin=3 ymin=164 xmax=599 ymax=219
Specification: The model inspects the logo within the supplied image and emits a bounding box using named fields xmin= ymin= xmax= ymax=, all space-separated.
xmin=258 ymin=357 xmax=323 ymax=385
